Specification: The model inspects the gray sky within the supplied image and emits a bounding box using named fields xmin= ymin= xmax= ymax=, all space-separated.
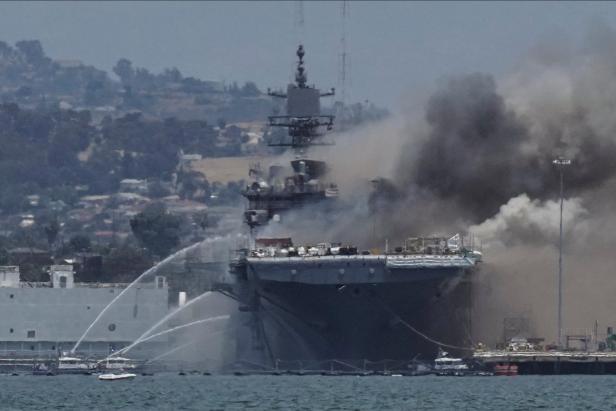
xmin=1 ymin=1 xmax=616 ymax=109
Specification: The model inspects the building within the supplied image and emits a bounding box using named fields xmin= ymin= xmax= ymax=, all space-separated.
xmin=119 ymin=179 xmax=149 ymax=194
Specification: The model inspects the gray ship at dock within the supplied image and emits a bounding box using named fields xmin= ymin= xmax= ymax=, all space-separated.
xmin=223 ymin=46 xmax=482 ymax=368
xmin=0 ymin=265 xmax=169 ymax=371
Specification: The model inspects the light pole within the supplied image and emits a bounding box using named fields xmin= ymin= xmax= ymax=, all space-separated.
xmin=553 ymin=157 xmax=571 ymax=348
xmin=370 ymin=179 xmax=380 ymax=243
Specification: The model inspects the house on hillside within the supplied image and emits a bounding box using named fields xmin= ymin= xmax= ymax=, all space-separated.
xmin=178 ymin=152 xmax=203 ymax=173
xmin=119 ymin=179 xmax=148 ymax=194
xmin=78 ymin=195 xmax=111 ymax=210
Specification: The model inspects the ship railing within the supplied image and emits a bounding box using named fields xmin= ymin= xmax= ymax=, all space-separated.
xmin=233 ymin=358 xmax=273 ymax=371
xmin=271 ymin=358 xmax=418 ymax=373
xmin=73 ymin=282 xmax=162 ymax=289
xmin=249 ymin=253 xmax=462 ymax=260
xmin=248 ymin=253 xmax=472 ymax=262
xmin=19 ymin=282 xmax=53 ymax=288
xmin=0 ymin=351 xmax=59 ymax=360
xmin=245 ymin=185 xmax=328 ymax=195
xmin=267 ymin=115 xmax=334 ymax=129
xmin=18 ymin=282 xmax=161 ymax=289
xmin=248 ymin=253 xmax=384 ymax=261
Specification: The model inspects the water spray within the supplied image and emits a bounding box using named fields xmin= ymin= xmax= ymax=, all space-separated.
xmin=125 ymin=291 xmax=213 ymax=352
xmin=105 ymin=314 xmax=230 ymax=360
xmin=144 ymin=327 xmax=233 ymax=364
xmin=71 ymin=241 xmax=204 ymax=354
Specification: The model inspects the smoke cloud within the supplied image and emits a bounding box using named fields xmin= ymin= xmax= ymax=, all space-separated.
xmin=469 ymin=194 xmax=588 ymax=248
xmin=259 ymin=21 xmax=616 ymax=346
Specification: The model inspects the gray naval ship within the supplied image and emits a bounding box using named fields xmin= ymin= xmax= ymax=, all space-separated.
xmin=0 ymin=264 xmax=169 ymax=370
xmin=224 ymin=46 xmax=482 ymax=368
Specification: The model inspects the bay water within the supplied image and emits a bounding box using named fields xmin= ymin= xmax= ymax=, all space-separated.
xmin=1 ymin=374 xmax=615 ymax=410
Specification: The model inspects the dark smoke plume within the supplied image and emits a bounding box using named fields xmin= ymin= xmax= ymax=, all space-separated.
xmin=261 ymin=22 xmax=616 ymax=345
xmin=384 ymin=69 xmax=616 ymax=231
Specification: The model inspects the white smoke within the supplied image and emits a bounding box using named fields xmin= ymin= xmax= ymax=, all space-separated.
xmin=470 ymin=194 xmax=589 ymax=249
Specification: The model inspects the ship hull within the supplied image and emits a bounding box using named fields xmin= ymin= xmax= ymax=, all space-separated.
xmin=232 ymin=256 xmax=475 ymax=366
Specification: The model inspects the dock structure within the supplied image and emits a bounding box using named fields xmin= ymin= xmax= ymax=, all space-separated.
xmin=473 ymin=350 xmax=616 ymax=374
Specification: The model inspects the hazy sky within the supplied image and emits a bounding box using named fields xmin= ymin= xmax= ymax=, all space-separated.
xmin=1 ymin=1 xmax=616 ymax=109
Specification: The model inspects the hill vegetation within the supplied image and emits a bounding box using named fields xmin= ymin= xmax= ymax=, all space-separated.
xmin=0 ymin=39 xmax=388 ymax=282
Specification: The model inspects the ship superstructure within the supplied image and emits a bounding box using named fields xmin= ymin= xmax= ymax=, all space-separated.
xmin=228 ymin=46 xmax=480 ymax=368
xmin=243 ymin=45 xmax=338 ymax=229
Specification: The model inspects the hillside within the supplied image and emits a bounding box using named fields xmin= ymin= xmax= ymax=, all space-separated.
xmin=0 ymin=40 xmax=275 ymax=123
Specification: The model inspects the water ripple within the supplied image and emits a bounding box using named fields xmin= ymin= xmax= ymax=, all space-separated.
xmin=0 ymin=374 xmax=615 ymax=410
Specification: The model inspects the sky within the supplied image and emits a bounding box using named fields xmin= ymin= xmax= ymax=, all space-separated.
xmin=2 ymin=1 xmax=616 ymax=110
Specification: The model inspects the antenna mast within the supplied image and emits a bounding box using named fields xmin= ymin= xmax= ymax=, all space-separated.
xmin=295 ymin=1 xmax=305 ymax=43
xmin=338 ymin=1 xmax=349 ymax=107
xmin=292 ymin=1 xmax=305 ymax=83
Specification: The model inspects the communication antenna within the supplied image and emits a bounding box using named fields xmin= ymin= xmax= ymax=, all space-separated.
xmin=292 ymin=1 xmax=306 ymax=82
xmin=295 ymin=1 xmax=305 ymax=43
xmin=338 ymin=0 xmax=350 ymax=107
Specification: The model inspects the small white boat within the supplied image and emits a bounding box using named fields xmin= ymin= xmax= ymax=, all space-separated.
xmin=100 ymin=357 xmax=139 ymax=371
xmin=57 ymin=356 xmax=97 ymax=375
xmin=98 ymin=373 xmax=137 ymax=381
xmin=433 ymin=349 xmax=469 ymax=376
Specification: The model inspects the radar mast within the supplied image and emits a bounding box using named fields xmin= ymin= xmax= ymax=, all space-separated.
xmin=267 ymin=45 xmax=335 ymax=150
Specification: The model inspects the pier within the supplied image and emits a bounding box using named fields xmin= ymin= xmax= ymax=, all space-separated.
xmin=473 ymin=350 xmax=616 ymax=374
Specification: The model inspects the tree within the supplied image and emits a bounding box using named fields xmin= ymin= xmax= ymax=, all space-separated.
xmin=101 ymin=244 xmax=153 ymax=283
xmin=147 ymin=180 xmax=171 ymax=199
xmin=193 ymin=210 xmax=209 ymax=230
xmin=0 ymin=187 xmax=27 ymax=214
xmin=0 ymin=236 xmax=10 ymax=265
xmin=69 ymin=234 xmax=91 ymax=253
xmin=177 ymin=170 xmax=208 ymax=200
xmin=84 ymin=79 xmax=108 ymax=106
xmin=15 ymin=40 xmax=46 ymax=65
xmin=241 ymin=81 xmax=261 ymax=97
xmin=43 ymin=217 xmax=60 ymax=251
xmin=228 ymin=81 xmax=240 ymax=95
xmin=0 ymin=247 xmax=8 ymax=266
xmin=129 ymin=203 xmax=182 ymax=258
xmin=161 ymin=67 xmax=182 ymax=83
xmin=113 ymin=58 xmax=134 ymax=85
